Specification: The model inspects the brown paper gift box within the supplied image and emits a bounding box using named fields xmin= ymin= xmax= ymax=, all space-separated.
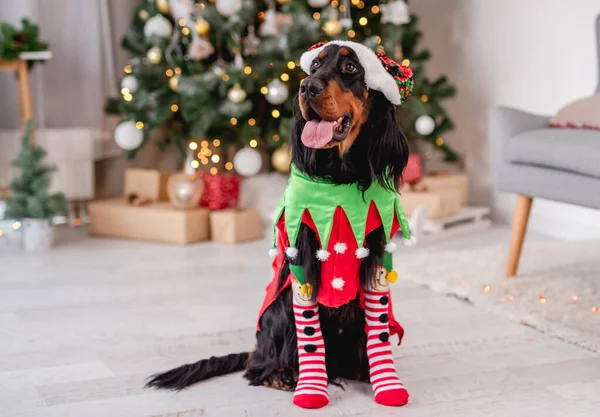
xmin=124 ymin=168 xmax=171 ymax=202
xmin=209 ymin=209 xmax=263 ymax=243
xmin=419 ymin=173 xmax=469 ymax=206
xmin=400 ymin=188 xmax=462 ymax=219
xmin=88 ymin=198 xmax=209 ymax=244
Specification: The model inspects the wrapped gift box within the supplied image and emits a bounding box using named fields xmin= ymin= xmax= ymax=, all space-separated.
xmin=88 ymin=198 xmax=209 ymax=244
xmin=124 ymin=168 xmax=172 ymax=202
xmin=399 ymin=187 xmax=462 ymax=219
xmin=209 ymin=209 xmax=263 ymax=243
xmin=200 ymin=174 xmax=240 ymax=210
xmin=419 ymin=173 xmax=469 ymax=206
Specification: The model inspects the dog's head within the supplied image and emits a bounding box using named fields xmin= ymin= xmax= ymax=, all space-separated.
xmin=291 ymin=41 xmax=413 ymax=191
xmin=298 ymin=43 xmax=370 ymax=155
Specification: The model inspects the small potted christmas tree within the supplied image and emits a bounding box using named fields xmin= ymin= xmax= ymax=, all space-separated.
xmin=3 ymin=122 xmax=67 ymax=251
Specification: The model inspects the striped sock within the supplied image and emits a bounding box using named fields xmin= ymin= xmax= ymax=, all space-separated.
xmin=364 ymin=289 xmax=409 ymax=407
xmin=292 ymin=302 xmax=329 ymax=409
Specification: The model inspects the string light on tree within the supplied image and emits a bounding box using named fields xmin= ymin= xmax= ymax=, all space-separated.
xmin=272 ymin=109 xmax=281 ymax=118
xmin=189 ymin=142 xmax=198 ymax=151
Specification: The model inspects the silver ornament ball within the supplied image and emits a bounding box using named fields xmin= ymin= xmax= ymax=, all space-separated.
xmin=265 ymin=79 xmax=289 ymax=105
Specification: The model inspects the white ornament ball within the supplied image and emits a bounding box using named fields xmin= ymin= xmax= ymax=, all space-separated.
xmin=114 ymin=121 xmax=144 ymax=151
xmin=144 ymin=14 xmax=173 ymax=38
xmin=233 ymin=147 xmax=262 ymax=177
xmin=120 ymin=75 xmax=138 ymax=94
xmin=415 ymin=115 xmax=435 ymax=136
xmin=215 ymin=0 xmax=242 ymax=17
xmin=265 ymin=79 xmax=289 ymax=105
xmin=308 ymin=0 xmax=330 ymax=7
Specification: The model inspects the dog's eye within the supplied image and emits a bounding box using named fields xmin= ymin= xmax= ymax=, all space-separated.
xmin=311 ymin=60 xmax=320 ymax=71
xmin=344 ymin=62 xmax=357 ymax=73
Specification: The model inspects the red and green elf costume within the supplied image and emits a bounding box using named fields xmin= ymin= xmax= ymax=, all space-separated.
xmin=257 ymin=40 xmax=414 ymax=409
xmin=258 ymin=165 xmax=411 ymax=341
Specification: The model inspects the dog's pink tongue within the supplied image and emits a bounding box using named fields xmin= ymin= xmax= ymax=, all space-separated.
xmin=301 ymin=120 xmax=334 ymax=148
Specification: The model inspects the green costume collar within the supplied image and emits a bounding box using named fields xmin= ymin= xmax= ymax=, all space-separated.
xmin=273 ymin=165 xmax=410 ymax=251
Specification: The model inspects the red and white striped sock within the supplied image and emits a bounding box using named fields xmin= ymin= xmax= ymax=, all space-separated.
xmin=364 ymin=289 xmax=409 ymax=407
xmin=292 ymin=302 xmax=329 ymax=409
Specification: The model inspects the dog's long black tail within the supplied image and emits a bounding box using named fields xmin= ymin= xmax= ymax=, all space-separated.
xmin=145 ymin=352 xmax=250 ymax=391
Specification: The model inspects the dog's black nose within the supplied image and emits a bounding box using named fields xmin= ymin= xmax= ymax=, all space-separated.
xmin=300 ymin=79 xmax=323 ymax=98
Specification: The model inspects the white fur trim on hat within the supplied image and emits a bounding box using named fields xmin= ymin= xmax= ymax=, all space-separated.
xmin=300 ymin=40 xmax=402 ymax=105
xmin=269 ymin=248 xmax=279 ymax=257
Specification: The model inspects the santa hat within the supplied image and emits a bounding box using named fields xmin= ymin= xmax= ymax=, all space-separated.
xmin=300 ymin=40 xmax=414 ymax=106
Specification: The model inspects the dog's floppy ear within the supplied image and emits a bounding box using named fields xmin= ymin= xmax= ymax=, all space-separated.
xmin=365 ymin=91 xmax=409 ymax=191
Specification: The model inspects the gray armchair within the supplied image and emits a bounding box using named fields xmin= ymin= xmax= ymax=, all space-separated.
xmin=489 ymin=15 xmax=600 ymax=277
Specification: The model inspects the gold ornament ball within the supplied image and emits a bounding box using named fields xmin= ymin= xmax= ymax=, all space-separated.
xmin=322 ymin=18 xmax=343 ymax=37
xmin=271 ymin=144 xmax=291 ymax=173
xmin=196 ymin=20 xmax=210 ymax=36
xmin=227 ymin=83 xmax=247 ymax=104
xmin=138 ymin=9 xmax=149 ymax=22
xmin=147 ymin=46 xmax=162 ymax=64
xmin=169 ymin=74 xmax=180 ymax=91
xmin=156 ymin=0 xmax=171 ymax=14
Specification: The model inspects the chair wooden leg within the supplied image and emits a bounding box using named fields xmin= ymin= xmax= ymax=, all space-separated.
xmin=506 ymin=195 xmax=533 ymax=277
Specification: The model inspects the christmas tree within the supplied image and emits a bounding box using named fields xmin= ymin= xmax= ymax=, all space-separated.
xmin=106 ymin=0 xmax=457 ymax=173
xmin=3 ymin=123 xmax=67 ymax=220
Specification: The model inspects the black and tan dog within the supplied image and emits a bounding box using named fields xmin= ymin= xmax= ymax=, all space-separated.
xmin=147 ymin=41 xmax=414 ymax=410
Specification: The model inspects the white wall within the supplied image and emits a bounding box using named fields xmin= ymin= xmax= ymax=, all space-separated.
xmin=411 ymin=0 xmax=600 ymax=239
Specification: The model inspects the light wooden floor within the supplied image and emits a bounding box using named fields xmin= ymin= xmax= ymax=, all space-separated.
xmin=1 ymin=228 xmax=599 ymax=417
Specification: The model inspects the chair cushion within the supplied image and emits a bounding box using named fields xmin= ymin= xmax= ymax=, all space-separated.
xmin=505 ymin=128 xmax=600 ymax=179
